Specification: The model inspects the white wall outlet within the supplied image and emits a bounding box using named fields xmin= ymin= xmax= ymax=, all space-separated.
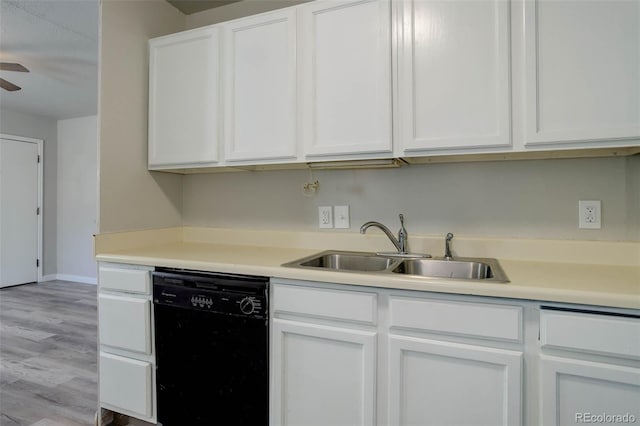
xmin=334 ymin=205 xmax=350 ymax=229
xmin=319 ymin=206 xmax=333 ymax=228
xmin=579 ymin=200 xmax=601 ymax=229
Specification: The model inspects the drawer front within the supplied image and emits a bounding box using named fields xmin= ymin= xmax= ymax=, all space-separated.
xmin=100 ymin=352 xmax=153 ymax=419
xmin=99 ymin=265 xmax=151 ymax=294
xmin=540 ymin=309 xmax=640 ymax=359
xmin=390 ymin=296 xmax=523 ymax=342
xmin=99 ymin=294 xmax=151 ymax=354
xmin=272 ymin=282 xmax=377 ymax=325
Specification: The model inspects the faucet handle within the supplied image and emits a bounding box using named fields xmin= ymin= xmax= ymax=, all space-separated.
xmin=444 ymin=233 xmax=454 ymax=260
xmin=399 ymin=213 xmax=404 ymax=225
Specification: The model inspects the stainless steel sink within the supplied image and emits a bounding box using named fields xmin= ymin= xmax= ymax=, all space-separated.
xmin=287 ymin=251 xmax=397 ymax=272
xmin=392 ymin=257 xmax=508 ymax=282
xmin=283 ymin=251 xmax=509 ymax=283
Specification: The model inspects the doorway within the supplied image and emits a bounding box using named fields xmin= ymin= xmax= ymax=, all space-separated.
xmin=0 ymin=134 xmax=43 ymax=288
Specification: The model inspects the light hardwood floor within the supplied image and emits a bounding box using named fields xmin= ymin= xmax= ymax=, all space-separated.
xmin=0 ymin=280 xmax=98 ymax=426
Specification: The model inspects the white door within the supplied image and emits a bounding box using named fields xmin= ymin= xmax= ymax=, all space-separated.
xmin=0 ymin=137 xmax=39 ymax=287
xmin=540 ymin=355 xmax=640 ymax=426
xmin=397 ymin=0 xmax=511 ymax=152
xmin=271 ymin=318 xmax=377 ymax=426
xmin=148 ymin=27 xmax=221 ymax=168
xmin=223 ymin=9 xmax=297 ymax=163
xmin=300 ymin=0 xmax=392 ymax=158
xmin=388 ymin=335 xmax=522 ymax=426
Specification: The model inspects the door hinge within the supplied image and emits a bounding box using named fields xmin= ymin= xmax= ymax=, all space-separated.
xmin=37 ymin=207 xmax=40 ymax=215
xmin=36 ymin=259 xmax=40 ymax=267
xmin=37 ymin=154 xmax=40 ymax=163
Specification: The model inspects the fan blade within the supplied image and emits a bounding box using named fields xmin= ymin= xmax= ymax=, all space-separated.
xmin=0 ymin=63 xmax=30 ymax=72
xmin=0 ymin=78 xmax=22 ymax=91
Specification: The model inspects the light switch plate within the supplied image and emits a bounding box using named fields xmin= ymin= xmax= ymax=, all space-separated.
xmin=334 ymin=205 xmax=350 ymax=229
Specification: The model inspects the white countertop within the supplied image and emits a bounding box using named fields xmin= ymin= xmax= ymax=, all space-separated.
xmin=95 ymin=228 xmax=640 ymax=310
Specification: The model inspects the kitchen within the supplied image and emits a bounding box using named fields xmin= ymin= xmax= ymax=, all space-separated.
xmin=94 ymin=0 xmax=640 ymax=425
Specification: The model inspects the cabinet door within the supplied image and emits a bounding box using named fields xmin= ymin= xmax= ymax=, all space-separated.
xmin=100 ymin=352 xmax=153 ymax=420
xmin=148 ymin=27 xmax=220 ymax=168
xmin=223 ymin=9 xmax=297 ymax=162
xmin=398 ymin=0 xmax=511 ymax=152
xmin=540 ymin=355 xmax=640 ymax=426
xmin=271 ymin=319 xmax=376 ymax=426
xmin=523 ymin=0 xmax=640 ymax=145
xmin=300 ymin=0 xmax=392 ymax=158
xmin=98 ymin=294 xmax=151 ymax=354
xmin=389 ymin=335 xmax=522 ymax=426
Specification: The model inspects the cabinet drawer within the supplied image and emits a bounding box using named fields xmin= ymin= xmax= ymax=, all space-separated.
xmin=100 ymin=352 xmax=153 ymax=419
xmin=99 ymin=265 xmax=151 ymax=294
xmin=273 ymin=283 xmax=377 ymax=325
xmin=99 ymin=294 xmax=151 ymax=354
xmin=390 ymin=296 xmax=523 ymax=342
xmin=540 ymin=309 xmax=640 ymax=359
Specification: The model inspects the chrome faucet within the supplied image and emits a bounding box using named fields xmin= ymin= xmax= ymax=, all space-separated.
xmin=360 ymin=214 xmax=408 ymax=254
xmin=444 ymin=233 xmax=454 ymax=260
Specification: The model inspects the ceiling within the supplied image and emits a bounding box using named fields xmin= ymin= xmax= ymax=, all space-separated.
xmin=0 ymin=0 xmax=99 ymax=120
xmin=0 ymin=0 xmax=239 ymax=121
xmin=167 ymin=0 xmax=241 ymax=15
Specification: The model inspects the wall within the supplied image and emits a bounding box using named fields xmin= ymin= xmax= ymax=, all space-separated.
xmin=185 ymin=0 xmax=310 ymax=28
xmin=183 ymin=156 xmax=640 ymax=242
xmin=0 ymin=108 xmax=58 ymax=276
xmin=57 ymin=116 xmax=98 ymax=283
xmin=98 ymin=0 xmax=185 ymax=233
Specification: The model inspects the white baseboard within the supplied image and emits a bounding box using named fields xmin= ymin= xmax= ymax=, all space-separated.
xmin=41 ymin=274 xmax=97 ymax=285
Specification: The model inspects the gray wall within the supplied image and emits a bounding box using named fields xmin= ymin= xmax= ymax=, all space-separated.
xmin=98 ymin=0 xmax=185 ymax=233
xmin=183 ymin=156 xmax=640 ymax=241
xmin=0 ymin=108 xmax=58 ymax=276
xmin=57 ymin=116 xmax=98 ymax=282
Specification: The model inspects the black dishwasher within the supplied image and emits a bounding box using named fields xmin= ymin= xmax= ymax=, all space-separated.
xmin=152 ymin=268 xmax=269 ymax=426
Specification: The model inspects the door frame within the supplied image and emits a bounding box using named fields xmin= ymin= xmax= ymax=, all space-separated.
xmin=0 ymin=133 xmax=44 ymax=283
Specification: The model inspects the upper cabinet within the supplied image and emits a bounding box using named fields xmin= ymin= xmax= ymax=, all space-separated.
xmin=397 ymin=0 xmax=512 ymax=154
xmin=223 ymin=9 xmax=298 ymax=163
xmin=522 ymin=0 xmax=640 ymax=147
xmin=147 ymin=0 xmax=640 ymax=172
xmin=300 ymin=0 xmax=393 ymax=158
xmin=148 ymin=27 xmax=221 ymax=169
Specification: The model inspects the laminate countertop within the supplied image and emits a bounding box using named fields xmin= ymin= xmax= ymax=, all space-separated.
xmin=95 ymin=228 xmax=640 ymax=310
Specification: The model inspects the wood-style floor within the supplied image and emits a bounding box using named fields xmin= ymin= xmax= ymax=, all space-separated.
xmin=0 ymin=280 xmax=98 ymax=426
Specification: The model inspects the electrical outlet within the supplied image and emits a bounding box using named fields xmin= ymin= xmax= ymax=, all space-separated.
xmin=334 ymin=205 xmax=350 ymax=229
xmin=579 ymin=200 xmax=601 ymax=229
xmin=319 ymin=206 xmax=333 ymax=228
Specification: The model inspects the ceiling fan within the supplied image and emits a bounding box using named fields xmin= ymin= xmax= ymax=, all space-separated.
xmin=0 ymin=62 xmax=30 ymax=91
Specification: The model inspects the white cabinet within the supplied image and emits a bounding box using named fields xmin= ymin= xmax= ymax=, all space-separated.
xmin=99 ymin=352 xmax=154 ymax=420
xmin=271 ymin=319 xmax=377 ymax=426
xmin=270 ymin=281 xmax=377 ymax=426
xmin=271 ymin=280 xmax=525 ymax=426
xmin=223 ymin=9 xmax=297 ymax=163
xmin=539 ymin=308 xmax=640 ymax=426
xmin=522 ymin=0 xmax=640 ymax=147
xmin=540 ymin=355 xmax=640 ymax=426
xmin=98 ymin=263 xmax=156 ymax=423
xmin=389 ymin=336 xmax=522 ymax=426
xmin=300 ymin=0 xmax=392 ymax=158
xmin=388 ymin=295 xmax=523 ymax=426
xmin=148 ymin=27 xmax=221 ymax=168
xmin=397 ymin=0 xmax=511 ymax=153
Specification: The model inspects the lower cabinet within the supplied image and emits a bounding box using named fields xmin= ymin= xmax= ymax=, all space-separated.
xmin=99 ymin=352 xmax=154 ymax=419
xmin=539 ymin=308 xmax=640 ymax=426
xmin=540 ymin=356 xmax=640 ymax=426
xmin=271 ymin=319 xmax=377 ymax=426
xmin=388 ymin=336 xmax=522 ymax=426
xmin=98 ymin=263 xmax=156 ymax=424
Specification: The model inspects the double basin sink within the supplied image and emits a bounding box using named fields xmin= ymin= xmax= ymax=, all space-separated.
xmin=283 ymin=250 xmax=509 ymax=283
